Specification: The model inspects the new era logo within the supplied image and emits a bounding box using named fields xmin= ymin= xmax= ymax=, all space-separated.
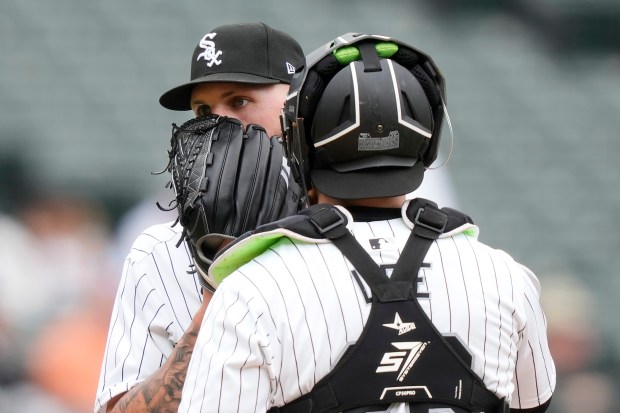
xmin=286 ymin=62 xmax=296 ymax=74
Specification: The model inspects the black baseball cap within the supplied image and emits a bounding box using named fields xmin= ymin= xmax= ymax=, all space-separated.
xmin=160 ymin=22 xmax=304 ymax=111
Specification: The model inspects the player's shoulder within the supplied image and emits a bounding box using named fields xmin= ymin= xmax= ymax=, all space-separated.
xmin=126 ymin=221 xmax=184 ymax=260
xmin=461 ymin=237 xmax=541 ymax=286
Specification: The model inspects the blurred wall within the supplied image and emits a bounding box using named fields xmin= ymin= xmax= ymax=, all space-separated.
xmin=1 ymin=0 xmax=620 ymax=411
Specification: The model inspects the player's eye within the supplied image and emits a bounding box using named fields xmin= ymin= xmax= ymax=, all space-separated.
xmin=195 ymin=105 xmax=212 ymax=118
xmin=231 ymin=97 xmax=249 ymax=108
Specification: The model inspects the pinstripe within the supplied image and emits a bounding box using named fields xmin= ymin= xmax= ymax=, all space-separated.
xmin=386 ymin=220 xmax=397 ymax=243
xmin=323 ymin=244 xmax=354 ymax=342
xmin=435 ymin=241 xmax=453 ymax=330
xmin=538 ymin=334 xmax=554 ymax=393
xmin=179 ymin=203 xmax=555 ymax=412
xmin=479 ymin=245 xmax=491 ymax=379
xmin=506 ymin=307 xmax=518 ymax=396
xmin=164 ymin=241 xmax=194 ymax=317
xmin=240 ymin=265 xmax=287 ymax=402
xmin=453 ymin=237 xmax=473 ymax=345
xmin=527 ymin=341 xmax=541 ymax=404
xmin=465 ymin=233 xmax=486 ymax=374
xmin=492 ymin=254 xmax=505 ymax=394
xmin=236 ymin=306 xmax=262 ymax=412
xmin=99 ymin=261 xmax=130 ymax=387
xmin=280 ymin=244 xmax=319 ymax=380
xmin=142 ymin=303 xmax=166 ymax=369
xmin=118 ymin=274 xmax=146 ymax=379
xmin=142 ymin=288 xmax=156 ymax=311
xmin=238 ymin=311 xmax=264 ymax=413
xmin=228 ymin=300 xmax=252 ymax=412
xmin=341 ymin=244 xmax=367 ymax=330
xmin=258 ymin=247 xmax=304 ymax=396
xmin=300 ymin=244 xmax=334 ymax=365
xmin=514 ymin=340 xmax=523 ymax=408
xmin=218 ymin=292 xmax=243 ymax=410
xmin=186 ymin=301 xmax=216 ymax=413
xmin=506 ymin=254 xmax=518 ymax=397
xmin=524 ymin=292 xmax=555 ymax=401
xmin=154 ymin=248 xmax=184 ymax=328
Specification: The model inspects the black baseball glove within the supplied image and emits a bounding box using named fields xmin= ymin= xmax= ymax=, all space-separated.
xmin=163 ymin=115 xmax=304 ymax=291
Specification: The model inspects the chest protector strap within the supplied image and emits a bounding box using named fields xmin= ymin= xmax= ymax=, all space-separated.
xmin=269 ymin=199 xmax=508 ymax=413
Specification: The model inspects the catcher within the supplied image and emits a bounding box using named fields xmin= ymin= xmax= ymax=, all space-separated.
xmin=179 ymin=32 xmax=555 ymax=413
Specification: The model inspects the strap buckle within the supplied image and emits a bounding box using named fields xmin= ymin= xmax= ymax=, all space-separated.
xmin=414 ymin=207 xmax=447 ymax=236
xmin=309 ymin=207 xmax=346 ymax=235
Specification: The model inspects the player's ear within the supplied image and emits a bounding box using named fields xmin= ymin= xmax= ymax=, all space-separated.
xmin=307 ymin=188 xmax=318 ymax=205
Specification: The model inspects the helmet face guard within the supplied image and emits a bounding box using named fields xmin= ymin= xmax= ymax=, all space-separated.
xmin=280 ymin=33 xmax=446 ymax=200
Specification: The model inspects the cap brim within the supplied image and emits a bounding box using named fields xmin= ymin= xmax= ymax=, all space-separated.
xmin=311 ymin=161 xmax=426 ymax=200
xmin=159 ymin=73 xmax=281 ymax=111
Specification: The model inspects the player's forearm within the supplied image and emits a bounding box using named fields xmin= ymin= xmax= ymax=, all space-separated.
xmin=107 ymin=327 xmax=199 ymax=413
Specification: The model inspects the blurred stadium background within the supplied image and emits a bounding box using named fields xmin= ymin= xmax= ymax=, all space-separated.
xmin=1 ymin=0 xmax=619 ymax=412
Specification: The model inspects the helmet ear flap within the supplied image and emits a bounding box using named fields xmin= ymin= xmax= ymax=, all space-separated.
xmin=411 ymin=64 xmax=442 ymax=109
xmin=296 ymin=54 xmax=344 ymax=184
xmin=411 ymin=64 xmax=443 ymax=166
xmin=299 ymin=54 xmax=343 ymax=141
xmin=390 ymin=47 xmax=443 ymax=109
xmin=389 ymin=48 xmax=444 ymax=167
xmin=298 ymin=70 xmax=326 ymax=143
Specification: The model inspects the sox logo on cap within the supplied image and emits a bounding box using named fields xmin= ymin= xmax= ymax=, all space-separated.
xmin=196 ymin=33 xmax=222 ymax=67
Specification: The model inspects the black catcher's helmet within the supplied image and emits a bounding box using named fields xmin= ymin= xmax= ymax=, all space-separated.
xmin=281 ymin=33 xmax=446 ymax=200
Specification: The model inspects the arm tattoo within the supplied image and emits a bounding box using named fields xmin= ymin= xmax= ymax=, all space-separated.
xmin=109 ymin=328 xmax=200 ymax=413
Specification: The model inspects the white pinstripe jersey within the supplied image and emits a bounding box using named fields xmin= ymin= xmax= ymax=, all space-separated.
xmin=179 ymin=201 xmax=555 ymax=413
xmin=94 ymin=221 xmax=203 ymax=413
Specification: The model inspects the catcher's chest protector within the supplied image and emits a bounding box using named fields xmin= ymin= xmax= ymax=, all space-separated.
xmin=267 ymin=201 xmax=509 ymax=413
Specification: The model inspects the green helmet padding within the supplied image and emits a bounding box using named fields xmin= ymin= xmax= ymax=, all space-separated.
xmin=333 ymin=42 xmax=399 ymax=65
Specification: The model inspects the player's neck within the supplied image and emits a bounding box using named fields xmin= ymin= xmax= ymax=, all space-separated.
xmin=316 ymin=192 xmax=405 ymax=209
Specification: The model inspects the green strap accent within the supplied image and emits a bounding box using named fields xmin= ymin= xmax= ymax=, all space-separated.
xmin=333 ymin=42 xmax=399 ymax=65
xmin=463 ymin=228 xmax=477 ymax=237
xmin=210 ymin=233 xmax=286 ymax=284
